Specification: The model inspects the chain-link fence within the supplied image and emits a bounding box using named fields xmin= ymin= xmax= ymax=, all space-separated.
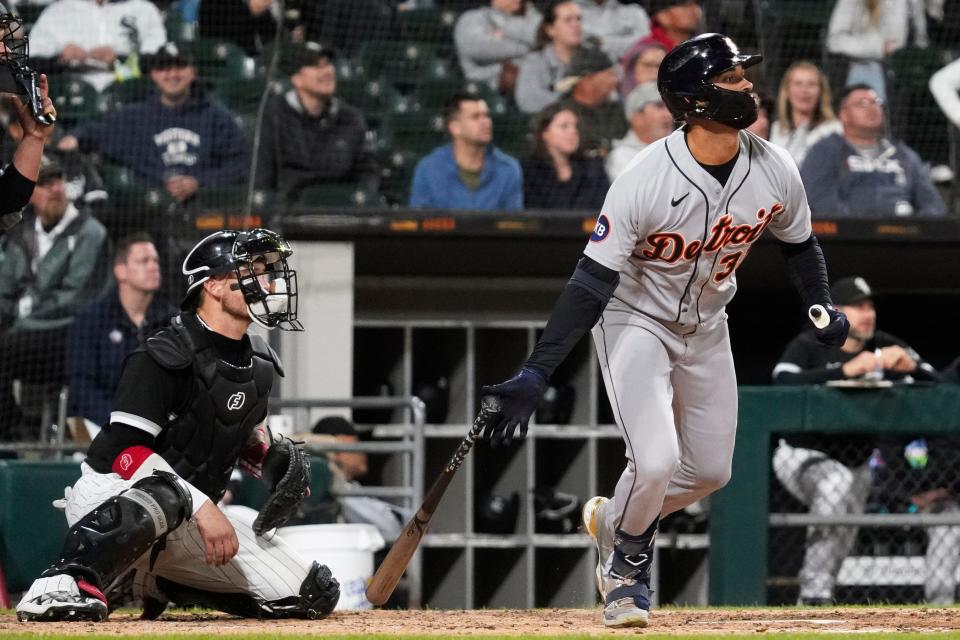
xmin=769 ymin=434 xmax=960 ymax=605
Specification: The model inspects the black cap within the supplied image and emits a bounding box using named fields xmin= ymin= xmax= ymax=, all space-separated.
xmin=311 ymin=416 xmax=357 ymax=437
xmin=831 ymin=276 xmax=873 ymax=306
xmin=37 ymin=155 xmax=64 ymax=183
xmin=555 ymin=46 xmax=614 ymax=93
xmin=148 ymin=41 xmax=193 ymax=70
xmin=281 ymin=41 xmax=336 ymax=76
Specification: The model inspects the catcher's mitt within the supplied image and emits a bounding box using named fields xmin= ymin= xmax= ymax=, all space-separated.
xmin=253 ymin=437 xmax=311 ymax=536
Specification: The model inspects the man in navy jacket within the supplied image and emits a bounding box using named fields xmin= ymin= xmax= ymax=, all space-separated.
xmin=800 ymin=84 xmax=945 ymax=218
xmin=57 ymin=42 xmax=248 ymax=204
xmin=65 ymin=233 xmax=174 ymax=435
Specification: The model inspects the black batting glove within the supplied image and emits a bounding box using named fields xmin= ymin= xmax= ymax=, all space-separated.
xmin=814 ymin=304 xmax=850 ymax=347
xmin=479 ymin=367 xmax=548 ymax=447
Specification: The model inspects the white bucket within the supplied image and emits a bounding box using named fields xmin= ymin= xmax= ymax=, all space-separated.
xmin=277 ymin=523 xmax=386 ymax=610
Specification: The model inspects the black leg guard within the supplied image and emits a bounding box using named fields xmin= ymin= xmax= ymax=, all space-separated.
xmin=154 ymin=561 xmax=339 ymax=620
xmin=43 ymin=471 xmax=192 ymax=592
xmin=611 ymin=517 xmax=659 ymax=581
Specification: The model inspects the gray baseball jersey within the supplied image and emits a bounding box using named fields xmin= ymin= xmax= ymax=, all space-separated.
xmin=585 ymin=128 xmax=811 ymax=328
xmin=585 ymin=128 xmax=814 ymax=537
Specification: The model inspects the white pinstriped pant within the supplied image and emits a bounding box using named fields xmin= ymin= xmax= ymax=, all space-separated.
xmin=591 ymin=302 xmax=738 ymax=536
xmin=59 ymin=463 xmax=309 ymax=601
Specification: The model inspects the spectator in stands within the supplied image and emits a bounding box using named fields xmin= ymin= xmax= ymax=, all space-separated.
xmin=573 ymin=0 xmax=648 ymax=60
xmin=254 ymin=41 xmax=378 ymax=206
xmin=930 ymin=57 xmax=960 ymax=131
xmin=0 ymin=157 xmax=108 ymax=441
xmin=554 ymin=45 xmax=626 ymax=157
xmin=770 ymin=61 xmax=842 ymax=167
xmin=825 ymin=0 xmax=909 ymax=101
xmin=409 ymin=92 xmax=522 ymax=210
xmin=65 ymin=233 xmax=174 ymax=438
xmin=28 ymin=0 xmax=166 ymax=92
xmin=515 ymin=0 xmax=583 ymax=114
xmin=771 ymin=276 xmax=944 ymax=605
xmin=57 ymin=42 xmax=248 ymax=204
xmin=454 ymin=0 xmax=541 ymax=95
xmin=293 ymin=416 xmax=411 ymax=541
xmin=605 ymin=81 xmax=673 ymax=180
xmin=746 ymin=92 xmax=773 ymax=140
xmin=619 ymin=0 xmax=700 ymax=95
xmin=618 ymin=41 xmax=666 ymax=100
xmin=198 ymin=0 xmax=278 ymax=56
xmin=522 ymin=103 xmax=608 ymax=209
xmin=800 ymin=84 xmax=946 ymax=217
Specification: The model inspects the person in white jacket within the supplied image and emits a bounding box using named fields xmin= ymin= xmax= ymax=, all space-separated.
xmin=825 ymin=0 xmax=916 ymax=102
xmin=929 ymin=57 xmax=960 ymax=130
xmin=573 ymin=0 xmax=649 ymax=61
xmin=770 ymin=61 xmax=842 ymax=167
xmin=454 ymin=0 xmax=541 ymax=92
xmin=28 ymin=0 xmax=166 ymax=92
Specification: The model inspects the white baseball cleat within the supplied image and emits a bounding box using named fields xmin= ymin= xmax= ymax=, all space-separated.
xmin=16 ymin=574 xmax=109 ymax=622
xmin=582 ymin=496 xmax=615 ymax=599
xmin=602 ymin=583 xmax=650 ymax=628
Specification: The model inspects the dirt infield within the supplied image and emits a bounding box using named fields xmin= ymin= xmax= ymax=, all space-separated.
xmin=2 ymin=606 xmax=960 ymax=636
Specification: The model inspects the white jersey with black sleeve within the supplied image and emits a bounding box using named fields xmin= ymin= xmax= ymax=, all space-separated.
xmin=584 ymin=128 xmax=812 ymax=327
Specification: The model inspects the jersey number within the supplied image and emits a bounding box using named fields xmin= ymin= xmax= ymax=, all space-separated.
xmin=713 ymin=251 xmax=745 ymax=283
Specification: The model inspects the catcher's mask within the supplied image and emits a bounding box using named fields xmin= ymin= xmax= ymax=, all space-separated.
xmin=0 ymin=5 xmax=54 ymax=125
xmin=181 ymin=228 xmax=303 ymax=331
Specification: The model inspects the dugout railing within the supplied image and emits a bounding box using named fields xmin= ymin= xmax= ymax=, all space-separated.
xmin=711 ymin=385 xmax=960 ymax=605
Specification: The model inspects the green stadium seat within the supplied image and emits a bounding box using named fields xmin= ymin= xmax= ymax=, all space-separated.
xmin=192 ymin=38 xmax=255 ymax=84
xmin=378 ymin=109 xmax=446 ymax=155
xmin=359 ymin=41 xmax=442 ymax=85
xmin=163 ymin=9 xmax=193 ymax=42
xmin=100 ymin=76 xmax=155 ymax=110
xmin=215 ymin=78 xmax=278 ymax=116
xmin=99 ymin=163 xmax=173 ymax=210
xmin=46 ymin=75 xmax=107 ymax=124
xmin=397 ymin=8 xmax=457 ymax=46
xmin=888 ymin=47 xmax=947 ymax=92
xmin=337 ymin=78 xmax=406 ymax=131
xmin=378 ymin=149 xmax=420 ymax=205
xmin=492 ymin=112 xmax=533 ymax=158
xmin=295 ymin=183 xmax=383 ymax=208
xmin=17 ymin=3 xmax=45 ymax=29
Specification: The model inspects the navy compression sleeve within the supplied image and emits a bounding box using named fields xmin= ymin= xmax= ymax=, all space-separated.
xmin=779 ymin=235 xmax=832 ymax=309
xmin=525 ymin=256 xmax=619 ymax=378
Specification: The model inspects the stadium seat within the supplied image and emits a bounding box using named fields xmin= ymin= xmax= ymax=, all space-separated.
xmin=359 ymin=41 xmax=443 ymax=86
xmin=295 ymin=183 xmax=384 ymax=209
xmin=216 ymin=77 xmax=277 ymax=116
xmin=378 ymin=148 xmax=420 ymax=205
xmin=337 ymin=78 xmax=407 ymax=131
xmin=397 ymin=8 xmax=457 ymax=46
xmin=192 ymin=38 xmax=255 ymax=84
xmin=492 ymin=112 xmax=533 ymax=158
xmin=46 ymin=75 xmax=107 ymax=124
xmin=100 ymin=76 xmax=154 ymax=110
xmin=98 ymin=163 xmax=173 ymax=210
xmin=16 ymin=3 xmax=45 ymax=29
xmin=378 ymin=109 xmax=446 ymax=155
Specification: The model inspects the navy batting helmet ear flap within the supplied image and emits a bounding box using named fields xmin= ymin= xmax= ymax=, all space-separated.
xmin=657 ymin=33 xmax=762 ymax=129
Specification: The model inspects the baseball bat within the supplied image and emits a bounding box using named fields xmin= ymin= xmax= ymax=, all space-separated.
xmin=365 ymin=394 xmax=502 ymax=607
xmin=808 ymin=304 xmax=829 ymax=329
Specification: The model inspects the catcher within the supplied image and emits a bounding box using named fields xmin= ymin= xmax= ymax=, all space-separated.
xmin=16 ymin=228 xmax=340 ymax=622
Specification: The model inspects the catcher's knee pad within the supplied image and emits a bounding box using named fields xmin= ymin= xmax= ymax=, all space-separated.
xmin=45 ymin=471 xmax=192 ymax=590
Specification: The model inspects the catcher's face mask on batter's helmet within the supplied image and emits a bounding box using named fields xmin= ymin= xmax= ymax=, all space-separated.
xmin=181 ymin=228 xmax=303 ymax=331
xmin=657 ymin=33 xmax=762 ymax=130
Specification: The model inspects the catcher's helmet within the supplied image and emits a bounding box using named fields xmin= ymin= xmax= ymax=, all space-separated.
xmin=181 ymin=228 xmax=302 ymax=331
xmin=657 ymin=33 xmax=762 ymax=129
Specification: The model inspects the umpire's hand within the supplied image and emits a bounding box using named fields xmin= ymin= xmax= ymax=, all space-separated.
xmin=195 ymin=500 xmax=239 ymax=566
xmin=480 ymin=367 xmax=547 ymax=447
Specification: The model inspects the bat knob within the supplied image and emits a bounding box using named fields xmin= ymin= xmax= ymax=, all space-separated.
xmin=808 ymin=304 xmax=829 ymax=330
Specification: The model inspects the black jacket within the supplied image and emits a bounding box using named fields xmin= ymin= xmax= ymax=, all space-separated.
xmin=521 ymin=154 xmax=609 ymax=210
xmin=255 ymin=90 xmax=379 ymax=206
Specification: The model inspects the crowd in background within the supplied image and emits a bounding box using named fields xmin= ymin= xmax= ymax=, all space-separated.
xmin=3 ymin=0 xmax=960 ymax=445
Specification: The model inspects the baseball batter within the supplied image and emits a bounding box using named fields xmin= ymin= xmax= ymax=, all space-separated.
xmin=16 ymin=229 xmax=340 ymax=622
xmin=480 ymin=34 xmax=850 ymax=628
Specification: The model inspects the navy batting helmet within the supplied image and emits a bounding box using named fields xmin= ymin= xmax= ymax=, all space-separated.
xmin=657 ymin=33 xmax=762 ymax=129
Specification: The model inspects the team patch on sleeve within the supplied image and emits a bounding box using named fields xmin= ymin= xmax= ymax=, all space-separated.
xmin=590 ymin=214 xmax=612 ymax=243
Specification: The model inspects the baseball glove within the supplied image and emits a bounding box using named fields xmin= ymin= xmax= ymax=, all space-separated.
xmin=253 ymin=437 xmax=311 ymax=536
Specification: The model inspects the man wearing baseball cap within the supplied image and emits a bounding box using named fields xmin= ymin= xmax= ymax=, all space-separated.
xmin=604 ymin=81 xmax=674 ymax=179
xmin=554 ymin=45 xmax=626 ymax=155
xmin=773 ymin=276 xmax=941 ymax=384
xmin=254 ymin=41 xmax=378 ymax=206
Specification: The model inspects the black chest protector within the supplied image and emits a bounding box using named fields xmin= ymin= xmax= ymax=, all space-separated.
xmin=145 ymin=313 xmax=282 ymax=502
